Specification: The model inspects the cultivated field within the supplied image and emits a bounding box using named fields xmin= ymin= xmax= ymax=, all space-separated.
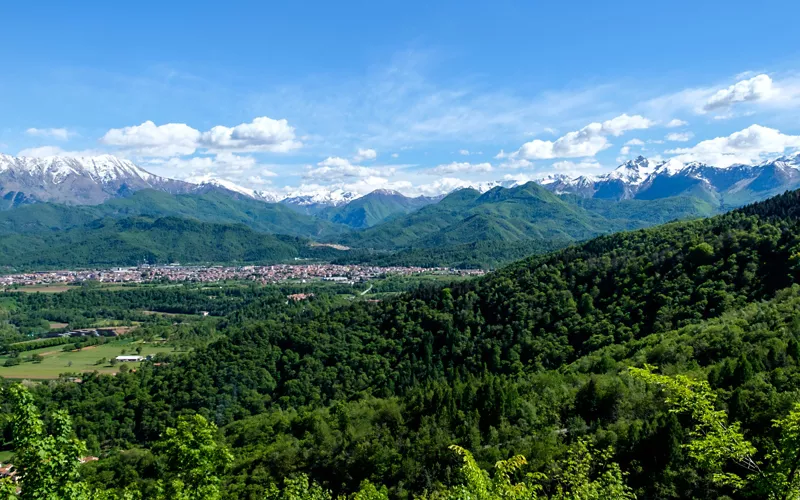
xmin=0 ymin=340 xmax=177 ymax=379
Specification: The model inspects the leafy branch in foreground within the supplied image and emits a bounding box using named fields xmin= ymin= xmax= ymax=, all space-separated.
xmin=1 ymin=384 xmax=232 ymax=500
xmin=265 ymin=439 xmax=635 ymax=500
xmin=630 ymin=365 xmax=800 ymax=499
xmin=5 ymin=383 xmax=88 ymax=500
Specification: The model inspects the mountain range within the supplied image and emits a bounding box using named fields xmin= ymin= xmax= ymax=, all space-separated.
xmin=538 ymin=153 xmax=800 ymax=206
xmin=4 ymin=152 xmax=800 ymax=214
xmin=2 ymin=151 xmax=800 ymax=269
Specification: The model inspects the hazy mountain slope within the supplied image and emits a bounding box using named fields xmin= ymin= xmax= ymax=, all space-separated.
xmin=342 ymin=182 xmax=714 ymax=251
xmin=0 ymin=189 xmax=348 ymax=239
xmin=0 ymin=216 xmax=345 ymax=268
xmin=318 ymin=189 xmax=438 ymax=228
xmin=339 ymin=187 xmax=483 ymax=249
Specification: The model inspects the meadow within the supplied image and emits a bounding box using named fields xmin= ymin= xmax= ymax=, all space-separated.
xmin=0 ymin=339 xmax=177 ymax=379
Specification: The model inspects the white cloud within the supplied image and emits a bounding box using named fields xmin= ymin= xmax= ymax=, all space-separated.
xmin=142 ymin=152 xmax=278 ymax=179
xmin=619 ymin=146 xmax=631 ymax=155
xmin=509 ymin=114 xmax=654 ymax=160
xmin=703 ymin=74 xmax=774 ymax=112
xmin=200 ymin=116 xmax=300 ymax=152
xmin=428 ymin=161 xmax=492 ymax=175
xmin=101 ymin=121 xmax=201 ymax=156
xmin=600 ymin=114 xmax=654 ymax=136
xmin=498 ymin=158 xmax=533 ymax=170
xmin=666 ymin=124 xmax=800 ymax=167
xmin=286 ymin=177 xmax=413 ymax=199
xmin=17 ymin=145 xmax=103 ymax=157
xmin=304 ymin=156 xmax=388 ymax=181
xmin=412 ymin=177 xmax=476 ymax=197
xmin=551 ymin=159 xmax=602 ymax=172
xmin=353 ymin=148 xmax=377 ymax=161
xmin=624 ymin=138 xmax=644 ymax=146
xmin=665 ymin=119 xmax=688 ymax=128
xmin=101 ymin=116 xmax=300 ymax=157
xmin=25 ymin=127 xmax=72 ymax=141
xmin=391 ymin=153 xmax=399 ymax=158
xmin=458 ymin=149 xmax=470 ymax=155
xmin=666 ymin=132 xmax=694 ymax=142
xmin=247 ymin=175 xmax=273 ymax=186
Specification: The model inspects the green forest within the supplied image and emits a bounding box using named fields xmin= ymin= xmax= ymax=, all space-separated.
xmin=1 ymin=189 xmax=800 ymax=498
xmin=0 ymin=184 xmax=720 ymax=269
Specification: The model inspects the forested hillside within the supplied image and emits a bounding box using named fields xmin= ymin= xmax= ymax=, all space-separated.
xmin=0 ymin=216 xmax=344 ymax=267
xmin=0 ymin=189 xmax=347 ymax=239
xmin=341 ymin=182 xmax=717 ymax=251
xmin=0 ymin=184 xmax=721 ymax=269
xmin=318 ymin=190 xmax=438 ymax=228
xmin=0 ymin=189 xmax=797 ymax=498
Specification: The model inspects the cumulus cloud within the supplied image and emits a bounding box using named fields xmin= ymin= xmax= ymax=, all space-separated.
xmin=507 ymin=114 xmax=654 ymax=160
xmin=551 ymin=159 xmax=602 ymax=172
xmin=428 ymin=161 xmax=492 ymax=175
xmin=101 ymin=121 xmax=202 ymax=156
xmin=458 ymin=149 xmax=471 ymax=156
xmin=101 ymin=116 xmax=300 ymax=157
xmin=665 ymin=119 xmax=688 ymax=128
xmin=498 ymin=158 xmax=533 ymax=170
xmin=703 ymin=74 xmax=774 ymax=112
xmin=412 ymin=177 xmax=477 ymax=197
xmin=353 ymin=148 xmax=377 ymax=162
xmin=624 ymin=138 xmax=645 ymax=146
xmin=666 ymin=132 xmax=694 ymax=142
xmin=247 ymin=175 xmax=273 ymax=186
xmin=201 ymin=117 xmax=300 ymax=152
xmin=304 ymin=157 xmax=388 ymax=181
xmin=17 ymin=145 xmax=103 ymax=158
xmin=141 ymin=152 xmax=279 ymax=180
xmin=25 ymin=128 xmax=72 ymax=140
xmin=666 ymin=124 xmax=800 ymax=167
xmin=620 ymin=146 xmax=631 ymax=155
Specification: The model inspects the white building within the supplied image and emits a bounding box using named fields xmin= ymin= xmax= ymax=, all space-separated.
xmin=115 ymin=355 xmax=144 ymax=362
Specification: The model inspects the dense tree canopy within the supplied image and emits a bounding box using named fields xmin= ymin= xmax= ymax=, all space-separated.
xmin=1 ymin=190 xmax=800 ymax=498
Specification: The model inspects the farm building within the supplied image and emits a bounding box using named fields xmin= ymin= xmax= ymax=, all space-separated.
xmin=115 ymin=355 xmax=144 ymax=362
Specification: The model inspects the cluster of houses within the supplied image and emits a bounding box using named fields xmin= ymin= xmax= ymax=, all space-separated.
xmin=41 ymin=328 xmax=123 ymax=340
xmin=1 ymin=264 xmax=486 ymax=288
xmin=287 ymin=293 xmax=314 ymax=301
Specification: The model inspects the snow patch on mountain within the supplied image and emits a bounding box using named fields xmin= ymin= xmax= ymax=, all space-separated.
xmin=0 ymin=153 xmax=155 ymax=184
xmin=607 ymin=156 xmax=660 ymax=185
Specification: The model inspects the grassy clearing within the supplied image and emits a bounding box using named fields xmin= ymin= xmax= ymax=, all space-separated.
xmin=0 ymin=340 xmax=178 ymax=379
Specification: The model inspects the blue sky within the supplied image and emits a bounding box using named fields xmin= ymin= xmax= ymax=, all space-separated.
xmin=2 ymin=0 xmax=800 ymax=197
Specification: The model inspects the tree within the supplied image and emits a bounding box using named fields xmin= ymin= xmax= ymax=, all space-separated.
xmin=630 ymin=365 xmax=800 ymax=499
xmin=4 ymin=383 xmax=88 ymax=500
xmin=153 ymin=414 xmax=233 ymax=500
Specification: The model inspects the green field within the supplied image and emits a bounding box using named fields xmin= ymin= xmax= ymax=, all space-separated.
xmin=0 ymin=340 xmax=178 ymax=379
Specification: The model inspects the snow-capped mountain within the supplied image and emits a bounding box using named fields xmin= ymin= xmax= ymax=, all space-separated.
xmin=186 ymin=175 xmax=280 ymax=203
xmin=280 ymin=188 xmax=361 ymax=214
xmin=536 ymin=154 xmax=800 ymax=206
xmin=0 ymin=153 xmax=193 ymax=208
xmin=4 ymin=152 xmax=800 ymax=213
